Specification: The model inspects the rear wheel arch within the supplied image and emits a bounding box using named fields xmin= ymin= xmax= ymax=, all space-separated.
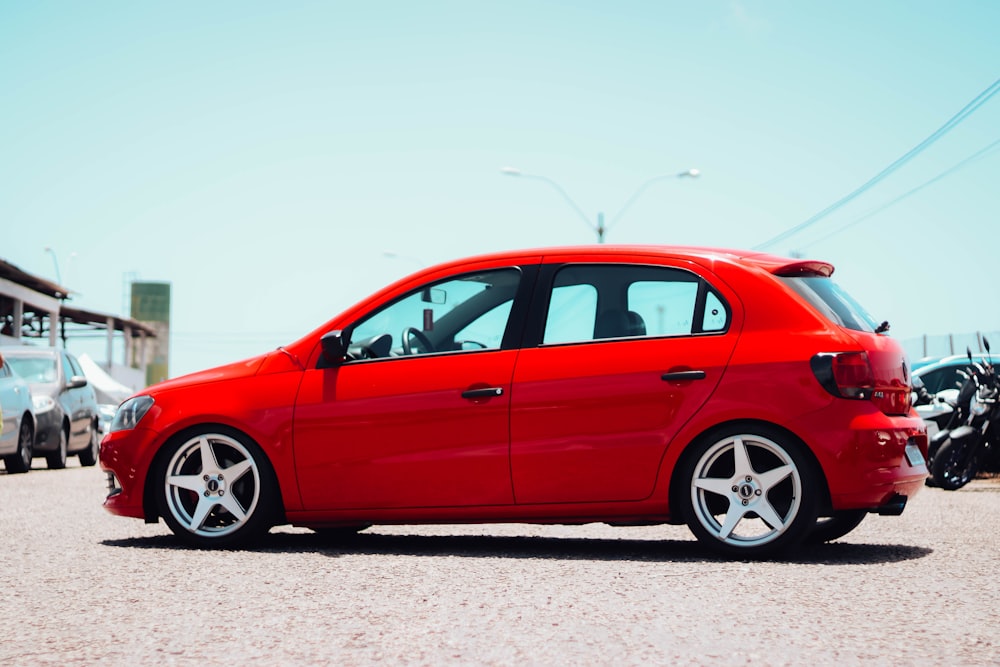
xmin=671 ymin=420 xmax=829 ymax=557
xmin=668 ymin=419 xmax=832 ymax=520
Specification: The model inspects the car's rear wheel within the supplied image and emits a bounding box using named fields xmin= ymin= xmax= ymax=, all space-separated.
xmin=46 ymin=428 xmax=68 ymax=470
xmin=681 ymin=426 xmax=819 ymax=558
xmin=805 ymin=509 xmax=867 ymax=544
xmin=78 ymin=422 xmax=99 ymax=467
xmin=156 ymin=429 xmax=277 ymax=547
xmin=3 ymin=418 xmax=34 ymax=474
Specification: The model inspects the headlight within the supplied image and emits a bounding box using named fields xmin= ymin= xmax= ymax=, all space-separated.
xmin=32 ymin=395 xmax=56 ymax=414
xmin=111 ymin=396 xmax=155 ymax=432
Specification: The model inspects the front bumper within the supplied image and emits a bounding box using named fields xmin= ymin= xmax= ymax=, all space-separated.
xmin=32 ymin=409 xmax=62 ymax=453
xmin=100 ymin=426 xmax=162 ymax=520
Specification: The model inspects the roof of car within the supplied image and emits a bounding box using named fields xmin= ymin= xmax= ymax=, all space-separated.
xmin=439 ymin=245 xmax=835 ymax=277
xmin=913 ymin=353 xmax=995 ymax=374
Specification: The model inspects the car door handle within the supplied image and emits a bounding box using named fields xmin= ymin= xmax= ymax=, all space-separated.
xmin=461 ymin=387 xmax=504 ymax=399
xmin=661 ymin=370 xmax=707 ymax=382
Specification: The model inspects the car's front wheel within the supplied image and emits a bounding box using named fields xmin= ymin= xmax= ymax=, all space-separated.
xmin=681 ymin=426 xmax=819 ymax=558
xmin=3 ymin=418 xmax=33 ymax=474
xmin=155 ymin=429 xmax=278 ymax=548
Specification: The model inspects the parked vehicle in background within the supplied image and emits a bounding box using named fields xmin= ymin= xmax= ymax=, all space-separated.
xmin=77 ymin=353 xmax=135 ymax=436
xmin=926 ymin=342 xmax=998 ymax=490
xmin=102 ymin=245 xmax=928 ymax=559
xmin=912 ymin=376 xmax=955 ymax=439
xmin=1 ymin=346 xmax=100 ymax=469
xmin=0 ymin=351 xmax=35 ymax=473
xmin=912 ymin=354 xmax=995 ymax=395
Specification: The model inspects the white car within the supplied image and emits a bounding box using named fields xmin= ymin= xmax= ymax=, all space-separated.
xmin=0 ymin=351 xmax=36 ymax=473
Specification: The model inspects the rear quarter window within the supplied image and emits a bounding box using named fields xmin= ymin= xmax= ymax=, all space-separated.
xmin=780 ymin=276 xmax=878 ymax=333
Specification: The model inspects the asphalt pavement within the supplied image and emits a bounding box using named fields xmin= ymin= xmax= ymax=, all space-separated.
xmin=1 ymin=461 xmax=998 ymax=666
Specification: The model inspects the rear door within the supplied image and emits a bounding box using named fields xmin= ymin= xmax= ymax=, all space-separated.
xmin=509 ymin=260 xmax=739 ymax=504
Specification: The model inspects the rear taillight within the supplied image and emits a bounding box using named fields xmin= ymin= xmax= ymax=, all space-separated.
xmin=811 ymin=352 xmax=874 ymax=400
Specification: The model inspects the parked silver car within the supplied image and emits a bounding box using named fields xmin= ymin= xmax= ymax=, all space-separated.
xmin=0 ymin=351 xmax=36 ymax=473
xmin=1 ymin=346 xmax=100 ymax=469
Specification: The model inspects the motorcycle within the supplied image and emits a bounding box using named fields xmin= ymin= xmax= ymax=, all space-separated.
xmin=926 ymin=338 xmax=999 ymax=490
xmin=912 ymin=375 xmax=956 ymax=438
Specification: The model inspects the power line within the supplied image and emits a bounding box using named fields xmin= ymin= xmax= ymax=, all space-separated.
xmin=794 ymin=137 xmax=1000 ymax=248
xmin=755 ymin=76 xmax=1000 ymax=250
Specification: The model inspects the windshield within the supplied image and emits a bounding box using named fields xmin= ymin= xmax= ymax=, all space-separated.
xmin=6 ymin=356 xmax=58 ymax=383
xmin=780 ymin=276 xmax=879 ymax=333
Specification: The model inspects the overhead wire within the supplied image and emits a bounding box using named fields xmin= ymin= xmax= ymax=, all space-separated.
xmin=754 ymin=76 xmax=1000 ymax=251
xmin=794 ymin=137 xmax=1000 ymax=249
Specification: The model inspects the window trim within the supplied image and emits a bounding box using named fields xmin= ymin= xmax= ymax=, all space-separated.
xmin=522 ymin=261 xmax=732 ymax=348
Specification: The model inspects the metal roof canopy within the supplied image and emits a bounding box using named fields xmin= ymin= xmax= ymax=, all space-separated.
xmin=1 ymin=257 xmax=157 ymax=343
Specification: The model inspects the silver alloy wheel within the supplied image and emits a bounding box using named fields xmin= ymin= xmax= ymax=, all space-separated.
xmin=689 ymin=433 xmax=804 ymax=549
xmin=162 ymin=432 xmax=262 ymax=539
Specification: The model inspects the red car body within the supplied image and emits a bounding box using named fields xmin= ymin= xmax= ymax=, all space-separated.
xmin=101 ymin=246 xmax=927 ymax=557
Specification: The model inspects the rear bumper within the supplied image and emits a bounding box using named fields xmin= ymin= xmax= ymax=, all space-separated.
xmin=821 ymin=411 xmax=928 ymax=512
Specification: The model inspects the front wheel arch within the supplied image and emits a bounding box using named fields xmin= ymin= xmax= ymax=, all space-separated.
xmin=143 ymin=424 xmax=286 ymax=533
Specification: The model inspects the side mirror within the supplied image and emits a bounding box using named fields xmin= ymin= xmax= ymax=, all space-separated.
xmin=320 ymin=330 xmax=348 ymax=366
xmin=68 ymin=375 xmax=89 ymax=389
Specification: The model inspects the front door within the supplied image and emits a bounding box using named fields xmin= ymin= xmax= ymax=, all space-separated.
xmin=292 ymin=267 xmax=525 ymax=510
xmin=293 ymin=352 xmax=516 ymax=509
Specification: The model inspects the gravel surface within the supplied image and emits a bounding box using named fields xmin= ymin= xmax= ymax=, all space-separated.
xmin=1 ymin=462 xmax=998 ymax=666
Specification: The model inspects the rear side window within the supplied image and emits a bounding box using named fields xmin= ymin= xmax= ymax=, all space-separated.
xmin=781 ymin=277 xmax=878 ymax=333
xmin=542 ymin=264 xmax=730 ymax=344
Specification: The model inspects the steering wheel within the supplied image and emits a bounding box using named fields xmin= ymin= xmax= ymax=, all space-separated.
xmin=402 ymin=327 xmax=435 ymax=355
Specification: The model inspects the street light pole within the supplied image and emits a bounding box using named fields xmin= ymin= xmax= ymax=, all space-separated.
xmin=44 ymin=246 xmax=62 ymax=284
xmin=501 ymin=166 xmax=699 ymax=243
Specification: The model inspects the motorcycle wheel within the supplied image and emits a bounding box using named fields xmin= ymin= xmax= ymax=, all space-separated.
xmin=931 ymin=438 xmax=981 ymax=491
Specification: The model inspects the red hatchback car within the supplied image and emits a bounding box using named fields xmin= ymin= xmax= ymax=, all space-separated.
xmin=101 ymin=246 xmax=927 ymax=558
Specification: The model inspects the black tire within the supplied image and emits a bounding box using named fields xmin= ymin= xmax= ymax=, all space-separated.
xmin=155 ymin=428 xmax=279 ymax=548
xmin=931 ymin=437 xmax=981 ymax=491
xmin=680 ymin=425 xmax=820 ymax=559
xmin=310 ymin=525 xmax=371 ymax=540
xmin=805 ymin=510 xmax=867 ymax=544
xmin=3 ymin=418 xmax=34 ymax=474
xmin=78 ymin=421 xmax=100 ymax=467
xmin=46 ymin=428 xmax=68 ymax=470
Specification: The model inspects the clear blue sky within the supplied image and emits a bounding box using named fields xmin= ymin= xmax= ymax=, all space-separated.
xmin=3 ymin=2 xmax=998 ymax=378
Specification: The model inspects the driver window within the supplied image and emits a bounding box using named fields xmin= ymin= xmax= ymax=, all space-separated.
xmin=347 ymin=268 xmax=521 ymax=359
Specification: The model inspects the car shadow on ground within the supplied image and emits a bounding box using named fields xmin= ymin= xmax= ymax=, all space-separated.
xmin=100 ymin=531 xmax=932 ymax=565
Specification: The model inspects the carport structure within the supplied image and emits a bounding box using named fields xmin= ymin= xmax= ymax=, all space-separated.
xmin=0 ymin=257 xmax=156 ymax=388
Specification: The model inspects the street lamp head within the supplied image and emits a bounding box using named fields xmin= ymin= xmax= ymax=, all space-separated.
xmin=500 ymin=166 xmax=523 ymax=176
xmin=680 ymin=168 xmax=700 ymax=178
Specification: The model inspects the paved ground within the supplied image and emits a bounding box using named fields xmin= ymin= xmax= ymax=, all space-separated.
xmin=1 ymin=461 xmax=998 ymax=666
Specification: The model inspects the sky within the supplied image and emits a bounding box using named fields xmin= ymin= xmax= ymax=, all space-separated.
xmin=2 ymin=1 xmax=999 ymax=378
